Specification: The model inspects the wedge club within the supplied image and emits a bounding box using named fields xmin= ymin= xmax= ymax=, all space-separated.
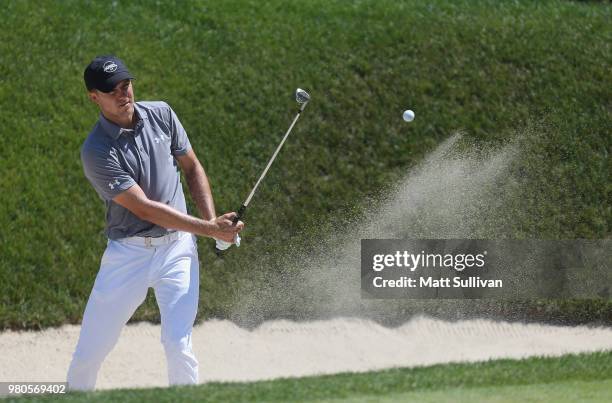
xmin=215 ymin=88 xmax=311 ymax=255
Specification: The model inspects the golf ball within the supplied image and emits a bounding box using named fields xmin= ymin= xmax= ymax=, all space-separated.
xmin=403 ymin=110 xmax=415 ymax=122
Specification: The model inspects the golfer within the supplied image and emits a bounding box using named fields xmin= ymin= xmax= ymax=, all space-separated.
xmin=67 ymin=55 xmax=243 ymax=390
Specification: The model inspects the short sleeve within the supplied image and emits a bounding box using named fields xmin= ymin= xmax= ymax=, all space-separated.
xmin=81 ymin=148 xmax=136 ymax=201
xmin=168 ymin=107 xmax=192 ymax=156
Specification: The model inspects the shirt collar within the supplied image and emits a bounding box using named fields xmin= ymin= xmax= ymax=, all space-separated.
xmin=99 ymin=102 xmax=148 ymax=140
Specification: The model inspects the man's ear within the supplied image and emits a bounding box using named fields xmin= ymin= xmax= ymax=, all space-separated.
xmin=87 ymin=90 xmax=98 ymax=104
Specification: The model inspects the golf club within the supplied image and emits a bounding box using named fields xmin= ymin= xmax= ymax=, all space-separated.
xmin=215 ymin=88 xmax=311 ymax=256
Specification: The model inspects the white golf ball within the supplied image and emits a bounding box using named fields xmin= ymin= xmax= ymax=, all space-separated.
xmin=403 ymin=110 xmax=415 ymax=122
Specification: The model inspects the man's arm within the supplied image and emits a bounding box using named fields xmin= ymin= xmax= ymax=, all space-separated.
xmin=176 ymin=149 xmax=216 ymax=221
xmin=113 ymin=184 xmax=242 ymax=242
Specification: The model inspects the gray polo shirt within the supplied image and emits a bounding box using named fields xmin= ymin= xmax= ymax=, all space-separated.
xmin=81 ymin=101 xmax=191 ymax=240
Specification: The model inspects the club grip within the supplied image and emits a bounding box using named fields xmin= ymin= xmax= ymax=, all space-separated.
xmin=232 ymin=204 xmax=247 ymax=224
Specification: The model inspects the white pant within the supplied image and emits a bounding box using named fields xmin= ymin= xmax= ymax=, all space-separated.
xmin=67 ymin=232 xmax=200 ymax=390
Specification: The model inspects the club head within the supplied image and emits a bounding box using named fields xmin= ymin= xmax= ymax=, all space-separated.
xmin=295 ymin=88 xmax=310 ymax=104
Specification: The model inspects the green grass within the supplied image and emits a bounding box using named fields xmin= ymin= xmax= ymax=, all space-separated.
xmin=0 ymin=0 xmax=610 ymax=329
xmin=7 ymin=351 xmax=612 ymax=402
xmin=322 ymin=379 xmax=612 ymax=403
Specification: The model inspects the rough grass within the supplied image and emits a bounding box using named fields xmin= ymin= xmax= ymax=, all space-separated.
xmin=7 ymin=351 xmax=612 ymax=402
xmin=0 ymin=0 xmax=610 ymax=329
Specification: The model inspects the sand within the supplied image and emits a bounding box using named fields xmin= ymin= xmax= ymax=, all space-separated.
xmin=1 ymin=316 xmax=611 ymax=391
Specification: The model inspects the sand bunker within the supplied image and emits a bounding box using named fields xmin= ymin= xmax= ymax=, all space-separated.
xmin=1 ymin=316 xmax=611 ymax=391
xmin=2 ymin=134 xmax=609 ymax=392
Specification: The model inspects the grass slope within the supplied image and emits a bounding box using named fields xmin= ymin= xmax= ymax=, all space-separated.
xmin=0 ymin=0 xmax=610 ymax=329
xmin=7 ymin=351 xmax=612 ymax=402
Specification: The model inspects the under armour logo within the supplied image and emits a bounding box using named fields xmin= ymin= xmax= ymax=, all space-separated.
xmin=103 ymin=61 xmax=118 ymax=73
xmin=108 ymin=179 xmax=120 ymax=190
xmin=154 ymin=136 xmax=168 ymax=144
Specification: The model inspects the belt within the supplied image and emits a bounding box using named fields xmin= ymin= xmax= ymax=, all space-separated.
xmin=117 ymin=231 xmax=185 ymax=247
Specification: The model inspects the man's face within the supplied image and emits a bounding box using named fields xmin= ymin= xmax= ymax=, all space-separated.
xmin=88 ymin=79 xmax=134 ymax=120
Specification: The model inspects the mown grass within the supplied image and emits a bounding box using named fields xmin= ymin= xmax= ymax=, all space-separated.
xmin=0 ymin=0 xmax=610 ymax=329
xmin=7 ymin=351 xmax=612 ymax=402
xmin=324 ymin=379 xmax=612 ymax=403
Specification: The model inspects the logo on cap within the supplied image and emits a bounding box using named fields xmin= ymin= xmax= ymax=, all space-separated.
xmin=103 ymin=61 xmax=118 ymax=73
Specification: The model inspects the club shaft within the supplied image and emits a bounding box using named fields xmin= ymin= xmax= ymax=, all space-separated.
xmin=243 ymin=108 xmax=305 ymax=208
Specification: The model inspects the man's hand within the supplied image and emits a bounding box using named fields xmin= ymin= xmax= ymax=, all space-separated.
xmin=209 ymin=212 xmax=244 ymax=243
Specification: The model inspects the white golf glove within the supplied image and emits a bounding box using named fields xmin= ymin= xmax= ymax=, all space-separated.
xmin=215 ymin=234 xmax=241 ymax=251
